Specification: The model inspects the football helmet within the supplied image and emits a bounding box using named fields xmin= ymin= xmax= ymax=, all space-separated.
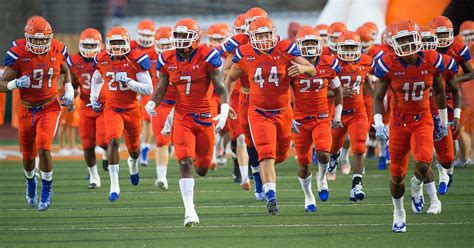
xmin=248 ymin=17 xmax=277 ymax=51
xmin=328 ymin=22 xmax=347 ymax=51
xmin=296 ymin=26 xmax=323 ymax=57
xmin=106 ymin=26 xmax=131 ymax=56
xmin=154 ymin=26 xmax=174 ymax=54
xmin=244 ymin=7 xmax=269 ymax=32
xmin=356 ymin=26 xmax=373 ymax=54
xmin=136 ymin=19 xmax=155 ymax=48
xmin=391 ymin=20 xmax=422 ymax=57
xmin=363 ymin=21 xmax=379 ymax=40
xmin=429 ymin=16 xmax=454 ymax=48
xmin=233 ymin=14 xmax=246 ymax=34
xmin=459 ymin=20 xmax=474 ymax=44
xmin=207 ymin=23 xmax=230 ymax=49
xmin=419 ymin=26 xmax=438 ymax=51
xmin=314 ymin=24 xmax=329 ymax=46
xmin=24 ymin=16 xmax=53 ymax=55
xmin=337 ymin=31 xmax=362 ymax=62
xmin=172 ymin=18 xmax=201 ymax=50
xmin=79 ymin=28 xmax=102 ymax=58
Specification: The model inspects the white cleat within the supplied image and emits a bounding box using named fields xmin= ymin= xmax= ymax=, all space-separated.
xmin=155 ymin=178 xmax=169 ymax=190
xmin=340 ymin=158 xmax=351 ymax=175
xmin=392 ymin=209 xmax=407 ymax=233
xmin=427 ymin=200 xmax=442 ymax=215
xmin=88 ymin=176 xmax=101 ymax=189
xmin=410 ymin=176 xmax=424 ymax=214
xmin=184 ymin=210 xmax=200 ymax=228
xmin=316 ymin=171 xmax=329 ymax=201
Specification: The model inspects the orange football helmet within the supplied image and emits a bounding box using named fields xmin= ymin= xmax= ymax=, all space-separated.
xmin=328 ymin=22 xmax=347 ymax=51
xmin=419 ymin=26 xmax=438 ymax=51
xmin=24 ymin=16 xmax=53 ymax=54
xmin=382 ymin=22 xmax=398 ymax=47
xmin=172 ymin=18 xmax=201 ymax=50
xmin=244 ymin=7 xmax=269 ymax=32
xmin=356 ymin=26 xmax=373 ymax=54
xmin=337 ymin=31 xmax=362 ymax=62
xmin=314 ymin=23 xmax=329 ymax=46
xmin=391 ymin=20 xmax=421 ymax=57
xmin=154 ymin=26 xmax=174 ymax=54
xmin=233 ymin=14 xmax=246 ymax=34
xmin=248 ymin=17 xmax=277 ymax=50
xmin=136 ymin=19 xmax=155 ymax=48
xmin=79 ymin=28 xmax=102 ymax=58
xmin=363 ymin=21 xmax=379 ymax=40
xmin=106 ymin=26 xmax=130 ymax=56
xmin=207 ymin=23 xmax=230 ymax=48
xmin=429 ymin=16 xmax=454 ymax=48
xmin=459 ymin=20 xmax=474 ymax=44
xmin=296 ymin=26 xmax=323 ymax=57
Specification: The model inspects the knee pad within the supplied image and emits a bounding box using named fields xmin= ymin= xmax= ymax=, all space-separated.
xmin=236 ymin=134 xmax=246 ymax=146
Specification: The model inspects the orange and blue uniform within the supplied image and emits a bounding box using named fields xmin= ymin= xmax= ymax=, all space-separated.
xmin=156 ymin=46 xmax=222 ymax=167
xmin=94 ymin=50 xmax=150 ymax=152
xmin=69 ymin=53 xmax=107 ymax=149
xmin=234 ymin=40 xmax=300 ymax=162
xmin=375 ymin=50 xmax=444 ymax=177
xmin=331 ymin=55 xmax=374 ymax=155
xmin=292 ymin=55 xmax=340 ymax=166
xmin=4 ymin=40 xmax=68 ymax=160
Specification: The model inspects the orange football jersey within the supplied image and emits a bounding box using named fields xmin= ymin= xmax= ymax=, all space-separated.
xmin=234 ymin=40 xmax=301 ymax=110
xmin=375 ymin=50 xmax=444 ymax=114
xmin=337 ymin=54 xmax=374 ymax=110
xmin=156 ymin=46 xmax=222 ymax=114
xmin=429 ymin=54 xmax=458 ymax=114
xmin=94 ymin=50 xmax=151 ymax=109
xmin=438 ymin=38 xmax=471 ymax=66
xmin=69 ymin=53 xmax=105 ymax=103
xmin=149 ymin=51 xmax=176 ymax=101
xmin=5 ymin=41 xmax=68 ymax=104
xmin=292 ymin=55 xmax=340 ymax=119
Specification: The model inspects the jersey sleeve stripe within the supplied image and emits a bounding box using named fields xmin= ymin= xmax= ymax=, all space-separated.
xmin=370 ymin=59 xmax=375 ymax=68
xmin=434 ymin=53 xmax=443 ymax=70
xmin=374 ymin=50 xmax=384 ymax=61
xmin=66 ymin=56 xmax=73 ymax=67
xmin=330 ymin=59 xmax=338 ymax=70
xmin=220 ymin=44 xmax=227 ymax=52
xmin=204 ymin=49 xmax=219 ymax=62
xmin=136 ymin=54 xmax=149 ymax=64
xmin=158 ymin=54 xmax=166 ymax=66
xmin=229 ymin=37 xmax=239 ymax=47
xmin=235 ymin=48 xmax=243 ymax=60
xmin=6 ymin=50 xmax=18 ymax=60
xmin=377 ymin=58 xmax=389 ymax=73
xmin=12 ymin=40 xmax=17 ymax=47
xmin=286 ymin=42 xmax=297 ymax=54
xmin=61 ymin=46 xmax=68 ymax=55
xmin=459 ymin=45 xmax=469 ymax=56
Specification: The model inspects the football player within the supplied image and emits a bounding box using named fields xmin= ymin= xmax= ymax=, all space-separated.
xmin=90 ymin=26 xmax=153 ymax=201
xmin=292 ymin=26 xmax=343 ymax=211
xmin=1 ymin=16 xmax=74 ymax=211
xmin=373 ymin=20 xmax=447 ymax=232
xmin=146 ymin=18 xmax=229 ymax=227
xmin=225 ymin=17 xmax=316 ymax=215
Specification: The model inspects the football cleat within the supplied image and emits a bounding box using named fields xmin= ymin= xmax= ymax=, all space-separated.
xmin=340 ymin=158 xmax=351 ymax=175
xmin=26 ymin=177 xmax=37 ymax=207
xmin=436 ymin=162 xmax=449 ymax=195
xmin=316 ymin=171 xmax=329 ymax=201
xmin=304 ymin=194 xmax=317 ymax=212
xmin=377 ymin=156 xmax=387 ymax=170
xmin=255 ymin=192 xmax=265 ymax=201
xmin=38 ymin=180 xmax=53 ymax=211
xmin=305 ymin=204 xmax=317 ymax=212
xmin=447 ymin=173 xmax=453 ymax=188
xmin=109 ymin=192 xmax=119 ymax=202
xmin=349 ymin=184 xmax=365 ymax=202
xmin=411 ymin=177 xmax=424 ymax=213
xmin=328 ymin=152 xmax=340 ymax=173
xmin=266 ymin=198 xmax=279 ymax=216
xmin=130 ymin=173 xmax=140 ymax=185
xmin=155 ymin=178 xmax=169 ymax=190
xmin=184 ymin=211 xmax=200 ymax=228
xmin=427 ymin=199 xmax=442 ymax=215
xmin=140 ymin=146 xmax=149 ymax=166
xmin=88 ymin=183 xmax=100 ymax=189
xmin=392 ymin=209 xmax=407 ymax=233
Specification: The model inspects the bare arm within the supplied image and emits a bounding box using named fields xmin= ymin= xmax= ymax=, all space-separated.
xmin=149 ymin=72 xmax=170 ymax=106
xmin=457 ymin=61 xmax=474 ymax=83
xmin=70 ymin=72 xmax=80 ymax=98
xmin=225 ymin=63 xmax=244 ymax=94
xmin=223 ymin=55 xmax=234 ymax=80
xmin=60 ymin=63 xmax=72 ymax=84
xmin=209 ymin=69 xmax=229 ymax=104
xmin=446 ymin=76 xmax=462 ymax=133
xmin=433 ymin=75 xmax=447 ymax=110
xmin=373 ymin=78 xmax=390 ymax=117
xmin=0 ymin=66 xmax=18 ymax=92
xmin=289 ymin=56 xmax=316 ymax=77
xmin=363 ymin=75 xmax=374 ymax=97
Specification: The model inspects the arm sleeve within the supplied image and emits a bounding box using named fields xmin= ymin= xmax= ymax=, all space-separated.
xmin=127 ymin=71 xmax=153 ymax=95
xmin=330 ymin=76 xmax=341 ymax=89
xmin=90 ymin=70 xmax=103 ymax=102
xmin=374 ymin=56 xmax=390 ymax=78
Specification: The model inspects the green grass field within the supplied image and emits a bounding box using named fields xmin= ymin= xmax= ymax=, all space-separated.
xmin=0 ymin=158 xmax=473 ymax=247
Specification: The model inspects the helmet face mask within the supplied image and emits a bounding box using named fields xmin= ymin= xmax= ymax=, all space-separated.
xmin=137 ymin=30 xmax=154 ymax=48
xmin=337 ymin=42 xmax=361 ymax=61
xmin=421 ymin=32 xmax=438 ymax=51
xmin=435 ymin=28 xmax=453 ymax=47
xmin=25 ymin=33 xmax=53 ymax=55
xmin=172 ymin=27 xmax=199 ymax=49
xmin=106 ymin=36 xmax=130 ymax=56
xmin=249 ymin=29 xmax=277 ymax=51
xmin=154 ymin=39 xmax=173 ymax=54
xmin=297 ymin=37 xmax=322 ymax=57
xmin=80 ymin=39 xmax=101 ymax=58
xmin=392 ymin=31 xmax=422 ymax=57
xmin=328 ymin=33 xmax=341 ymax=51
xmin=461 ymin=30 xmax=474 ymax=44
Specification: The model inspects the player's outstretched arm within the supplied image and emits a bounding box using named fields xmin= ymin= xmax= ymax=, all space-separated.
xmin=289 ymin=57 xmax=316 ymax=77
xmin=222 ymin=55 xmax=234 ymax=80
xmin=149 ymin=72 xmax=170 ymax=106
xmin=373 ymin=78 xmax=389 ymax=116
xmin=89 ymin=70 xmax=104 ymax=103
xmin=0 ymin=66 xmax=22 ymax=92
xmin=210 ymin=69 xmax=229 ymax=104
xmin=446 ymin=76 xmax=462 ymax=133
xmin=363 ymin=75 xmax=375 ymax=97
xmin=70 ymin=72 xmax=80 ymax=98
xmin=117 ymin=71 xmax=153 ymax=95
xmin=225 ymin=63 xmax=244 ymax=95
xmin=433 ymin=74 xmax=448 ymax=125
xmin=331 ymin=77 xmax=343 ymax=126
xmin=456 ymin=61 xmax=474 ymax=83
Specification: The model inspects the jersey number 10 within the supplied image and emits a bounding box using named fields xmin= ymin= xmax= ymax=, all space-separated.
xmin=402 ymin=81 xmax=425 ymax=101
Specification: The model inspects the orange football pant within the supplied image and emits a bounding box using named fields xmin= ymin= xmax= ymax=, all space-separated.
xmin=151 ymin=100 xmax=174 ymax=147
xmin=229 ymin=90 xmax=243 ymax=140
xmin=331 ymin=107 xmax=368 ymax=154
xmin=238 ymin=92 xmax=253 ymax=146
xmin=293 ymin=116 xmax=332 ymax=166
xmin=104 ymin=104 xmax=141 ymax=152
xmin=78 ymin=101 xmax=107 ymax=149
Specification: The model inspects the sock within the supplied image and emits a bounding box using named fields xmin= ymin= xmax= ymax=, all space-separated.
xmin=318 ymin=162 xmax=328 ymax=175
xmin=298 ymin=175 xmax=313 ymax=200
xmin=24 ymin=169 xmax=35 ymax=179
xmin=128 ymin=157 xmax=138 ymax=175
xmin=412 ymin=176 xmax=423 ymax=187
xmin=101 ymin=149 xmax=107 ymax=161
xmin=423 ymin=182 xmax=439 ymax=202
xmin=179 ymin=178 xmax=195 ymax=213
xmin=156 ymin=165 xmax=167 ymax=180
xmin=352 ymin=174 xmax=362 ymax=188
xmin=109 ymin=164 xmax=120 ymax=193
xmin=87 ymin=165 xmax=99 ymax=181
xmin=392 ymin=195 xmax=404 ymax=211
xmin=341 ymin=147 xmax=350 ymax=160
xmin=40 ymin=171 xmax=53 ymax=181
xmin=446 ymin=165 xmax=454 ymax=175
xmin=248 ymin=146 xmax=262 ymax=193
xmin=378 ymin=141 xmax=386 ymax=158
xmin=263 ymin=182 xmax=276 ymax=199
xmin=239 ymin=165 xmax=249 ymax=182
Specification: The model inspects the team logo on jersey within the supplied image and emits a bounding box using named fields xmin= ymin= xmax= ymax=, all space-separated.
xmin=169 ymin=64 xmax=177 ymax=71
xmin=319 ymin=69 xmax=326 ymax=74
xmin=101 ymin=61 xmax=108 ymax=66
xmin=21 ymin=58 xmax=31 ymax=63
xmin=247 ymin=56 xmax=255 ymax=62
xmin=51 ymin=57 xmax=56 ymax=62
xmin=123 ymin=63 xmax=129 ymax=67
xmin=193 ymin=64 xmax=200 ymax=70
xmin=421 ymin=70 xmax=428 ymax=75
xmin=273 ymin=56 xmax=280 ymax=60
xmin=394 ymin=71 xmax=405 ymax=77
